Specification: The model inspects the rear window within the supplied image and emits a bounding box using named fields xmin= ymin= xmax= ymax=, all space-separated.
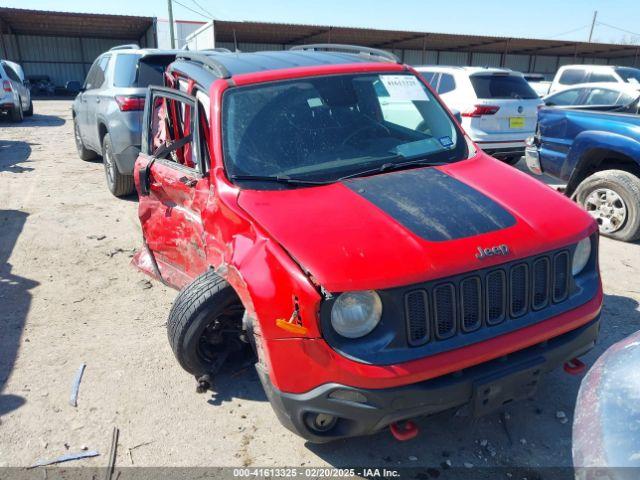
xmin=558 ymin=69 xmax=588 ymax=85
xmin=113 ymin=54 xmax=173 ymax=88
xmin=470 ymin=74 xmax=538 ymax=100
xmin=616 ymin=67 xmax=640 ymax=85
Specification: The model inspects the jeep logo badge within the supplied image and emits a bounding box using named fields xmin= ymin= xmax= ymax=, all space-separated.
xmin=476 ymin=244 xmax=510 ymax=259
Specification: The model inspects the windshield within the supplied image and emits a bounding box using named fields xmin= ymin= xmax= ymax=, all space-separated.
xmin=470 ymin=74 xmax=539 ymax=100
xmin=615 ymin=67 xmax=640 ymax=86
xmin=221 ymin=73 xmax=467 ymax=186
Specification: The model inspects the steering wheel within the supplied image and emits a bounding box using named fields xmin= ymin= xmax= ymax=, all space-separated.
xmin=341 ymin=123 xmax=391 ymax=146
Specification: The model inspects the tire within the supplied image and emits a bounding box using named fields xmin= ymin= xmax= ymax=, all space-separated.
xmin=10 ymin=99 xmax=23 ymax=122
xmin=24 ymin=99 xmax=33 ymax=117
xmin=102 ymin=133 xmax=134 ymax=197
xmin=574 ymin=169 xmax=640 ymax=242
xmin=167 ymin=270 xmax=246 ymax=377
xmin=73 ymin=117 xmax=97 ymax=161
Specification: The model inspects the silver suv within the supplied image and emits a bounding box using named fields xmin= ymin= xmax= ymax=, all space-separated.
xmin=1 ymin=59 xmax=33 ymax=122
xmin=72 ymin=45 xmax=176 ymax=196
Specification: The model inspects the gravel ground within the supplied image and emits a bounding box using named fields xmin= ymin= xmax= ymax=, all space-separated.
xmin=1 ymin=100 xmax=639 ymax=472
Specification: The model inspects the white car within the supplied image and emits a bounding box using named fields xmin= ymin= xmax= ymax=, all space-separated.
xmin=523 ymin=73 xmax=552 ymax=97
xmin=0 ymin=59 xmax=33 ymax=122
xmin=416 ymin=66 xmax=543 ymax=164
xmin=549 ymin=65 xmax=640 ymax=94
xmin=543 ymin=82 xmax=640 ymax=110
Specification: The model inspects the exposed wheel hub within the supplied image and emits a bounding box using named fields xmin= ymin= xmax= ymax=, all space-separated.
xmin=584 ymin=188 xmax=627 ymax=234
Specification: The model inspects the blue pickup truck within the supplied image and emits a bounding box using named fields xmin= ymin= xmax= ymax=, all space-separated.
xmin=525 ymin=105 xmax=640 ymax=242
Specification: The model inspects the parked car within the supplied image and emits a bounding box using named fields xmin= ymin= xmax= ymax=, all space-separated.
xmin=72 ymin=45 xmax=177 ymax=197
xmin=27 ymin=75 xmax=55 ymax=96
xmin=131 ymin=45 xmax=602 ymax=443
xmin=543 ymin=82 xmax=640 ymax=111
xmin=0 ymin=59 xmax=33 ymax=121
xmin=415 ymin=66 xmax=543 ymax=164
xmin=549 ymin=64 xmax=640 ymax=94
xmin=524 ymin=73 xmax=552 ymax=97
xmin=573 ymin=329 xmax=640 ymax=476
xmin=526 ymin=104 xmax=640 ymax=241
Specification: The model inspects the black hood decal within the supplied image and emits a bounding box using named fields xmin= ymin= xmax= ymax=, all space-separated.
xmin=344 ymin=168 xmax=516 ymax=242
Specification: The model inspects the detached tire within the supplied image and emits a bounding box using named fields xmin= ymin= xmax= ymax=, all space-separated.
xmin=167 ymin=270 xmax=246 ymax=377
xmin=574 ymin=169 xmax=640 ymax=242
xmin=73 ymin=117 xmax=97 ymax=161
xmin=102 ymin=133 xmax=134 ymax=197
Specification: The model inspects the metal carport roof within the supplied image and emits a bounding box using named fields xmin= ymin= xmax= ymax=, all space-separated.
xmin=213 ymin=20 xmax=640 ymax=60
xmin=0 ymin=7 xmax=154 ymax=39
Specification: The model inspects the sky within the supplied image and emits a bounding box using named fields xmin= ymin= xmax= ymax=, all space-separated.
xmin=5 ymin=0 xmax=640 ymax=44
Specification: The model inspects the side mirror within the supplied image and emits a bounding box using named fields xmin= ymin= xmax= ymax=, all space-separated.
xmin=451 ymin=109 xmax=462 ymax=124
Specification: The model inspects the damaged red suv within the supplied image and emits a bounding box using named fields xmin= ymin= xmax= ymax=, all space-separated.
xmin=132 ymin=45 xmax=602 ymax=442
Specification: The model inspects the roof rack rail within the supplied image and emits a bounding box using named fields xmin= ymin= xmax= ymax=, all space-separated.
xmin=175 ymin=51 xmax=231 ymax=79
xmin=109 ymin=44 xmax=140 ymax=51
xmin=290 ymin=44 xmax=400 ymax=63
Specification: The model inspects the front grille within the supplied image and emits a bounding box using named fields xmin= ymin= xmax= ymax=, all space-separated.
xmin=405 ymin=249 xmax=572 ymax=346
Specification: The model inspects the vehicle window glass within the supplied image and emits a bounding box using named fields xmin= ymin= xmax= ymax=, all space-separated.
xmin=221 ymin=73 xmax=467 ymax=186
xmin=588 ymin=72 xmax=616 ymax=83
xmin=558 ymin=69 xmax=587 ymax=85
xmin=419 ymin=71 xmax=437 ymax=86
xmin=149 ymin=93 xmax=199 ymax=172
xmin=113 ymin=54 xmax=141 ymax=87
xmin=2 ymin=63 xmax=21 ymax=82
xmin=615 ymin=67 xmax=640 ymax=85
xmin=584 ymin=88 xmax=621 ymax=105
xmin=470 ymin=74 xmax=538 ymax=99
xmin=616 ymin=92 xmax=639 ymax=106
xmin=437 ymin=74 xmax=455 ymax=94
xmin=85 ymin=55 xmax=110 ymax=90
xmin=546 ymin=88 xmax=584 ymax=106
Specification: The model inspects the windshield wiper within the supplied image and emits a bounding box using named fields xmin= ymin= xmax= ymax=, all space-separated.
xmin=338 ymin=158 xmax=448 ymax=182
xmin=230 ymin=174 xmax=330 ymax=186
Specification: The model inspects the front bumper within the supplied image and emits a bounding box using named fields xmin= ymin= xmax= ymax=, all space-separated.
xmin=259 ymin=318 xmax=599 ymax=443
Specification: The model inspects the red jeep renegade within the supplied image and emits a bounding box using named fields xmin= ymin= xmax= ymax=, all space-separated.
xmin=132 ymin=45 xmax=602 ymax=443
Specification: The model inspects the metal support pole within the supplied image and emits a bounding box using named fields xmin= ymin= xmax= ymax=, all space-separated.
xmin=588 ymin=11 xmax=598 ymax=42
xmin=167 ymin=0 xmax=175 ymax=49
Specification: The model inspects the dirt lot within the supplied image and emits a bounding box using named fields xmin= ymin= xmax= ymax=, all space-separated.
xmin=1 ymin=100 xmax=639 ymax=472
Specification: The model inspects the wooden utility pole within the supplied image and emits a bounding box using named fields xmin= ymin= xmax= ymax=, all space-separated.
xmin=588 ymin=11 xmax=598 ymax=42
xmin=167 ymin=0 xmax=176 ymax=48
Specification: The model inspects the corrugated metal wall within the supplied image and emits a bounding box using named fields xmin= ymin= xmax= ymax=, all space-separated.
xmin=0 ymin=26 xmax=156 ymax=86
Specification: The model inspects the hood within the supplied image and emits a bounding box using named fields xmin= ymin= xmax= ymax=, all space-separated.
xmin=238 ymin=153 xmax=595 ymax=292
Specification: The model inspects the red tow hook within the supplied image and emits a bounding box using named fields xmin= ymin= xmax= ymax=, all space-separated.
xmin=390 ymin=420 xmax=419 ymax=441
xmin=564 ymin=358 xmax=586 ymax=375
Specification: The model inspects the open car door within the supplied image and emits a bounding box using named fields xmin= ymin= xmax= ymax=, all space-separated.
xmin=133 ymin=86 xmax=210 ymax=289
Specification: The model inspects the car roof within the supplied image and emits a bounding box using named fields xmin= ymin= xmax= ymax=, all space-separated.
xmin=175 ymin=49 xmax=398 ymax=78
xmin=558 ymin=64 xmax=616 ymax=71
xmin=108 ymin=48 xmax=180 ymax=57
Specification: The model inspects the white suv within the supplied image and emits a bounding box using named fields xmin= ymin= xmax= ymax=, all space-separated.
xmin=0 ymin=59 xmax=33 ymax=122
xmin=549 ymin=65 xmax=640 ymax=94
xmin=415 ymin=66 xmax=542 ymax=164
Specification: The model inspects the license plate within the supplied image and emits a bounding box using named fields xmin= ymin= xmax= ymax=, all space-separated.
xmin=509 ymin=116 xmax=525 ymax=129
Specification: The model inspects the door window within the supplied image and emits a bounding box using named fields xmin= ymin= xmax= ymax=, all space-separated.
xmin=558 ymin=69 xmax=587 ymax=85
xmin=2 ymin=63 xmax=21 ymax=82
xmin=419 ymin=71 xmax=437 ymax=87
xmin=583 ymin=88 xmax=621 ymax=105
xmin=146 ymin=89 xmax=203 ymax=173
xmin=588 ymin=72 xmax=616 ymax=83
xmin=437 ymin=74 xmax=456 ymax=94
xmin=545 ymin=88 xmax=584 ymax=106
xmin=85 ymin=55 xmax=110 ymax=90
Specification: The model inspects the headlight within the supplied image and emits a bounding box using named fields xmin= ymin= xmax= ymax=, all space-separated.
xmin=572 ymin=237 xmax=591 ymax=276
xmin=330 ymin=290 xmax=382 ymax=338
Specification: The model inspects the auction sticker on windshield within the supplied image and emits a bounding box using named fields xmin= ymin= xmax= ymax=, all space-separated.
xmin=380 ymin=75 xmax=429 ymax=101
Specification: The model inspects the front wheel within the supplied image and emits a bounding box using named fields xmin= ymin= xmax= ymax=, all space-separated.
xmin=574 ymin=169 xmax=640 ymax=242
xmin=167 ymin=270 xmax=247 ymax=378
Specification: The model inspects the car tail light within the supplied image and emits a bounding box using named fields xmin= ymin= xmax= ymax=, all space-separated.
xmin=115 ymin=96 xmax=145 ymax=111
xmin=462 ymin=105 xmax=500 ymax=117
xmin=3 ymin=80 xmax=12 ymax=92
